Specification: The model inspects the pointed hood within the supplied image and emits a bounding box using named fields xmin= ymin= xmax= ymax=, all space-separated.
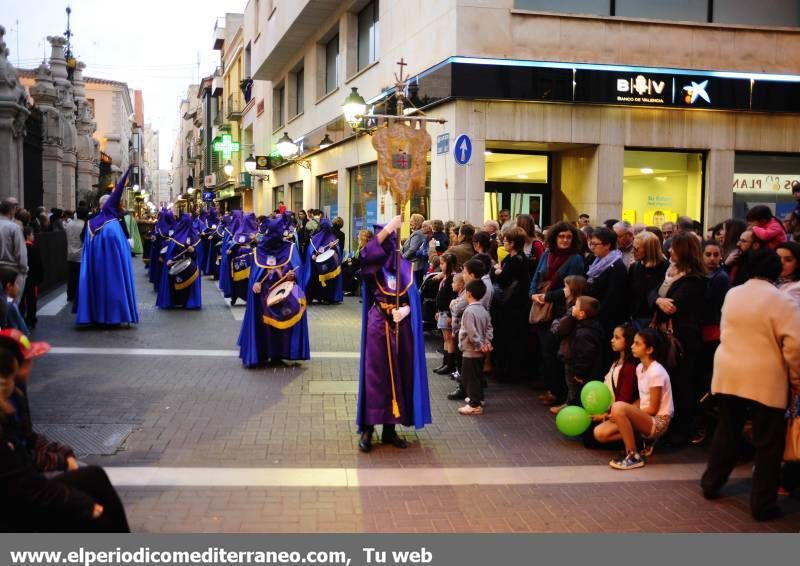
xmin=155 ymin=207 xmax=173 ymax=235
xmin=171 ymin=213 xmax=199 ymax=245
xmin=233 ymin=212 xmax=258 ymax=244
xmin=89 ymin=167 xmax=130 ymax=232
xmin=256 ymin=212 xmax=293 ymax=265
xmin=311 ymin=217 xmax=338 ymax=252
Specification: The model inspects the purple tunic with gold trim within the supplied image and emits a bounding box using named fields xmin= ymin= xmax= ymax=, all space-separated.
xmin=356 ymin=233 xmax=431 ymax=429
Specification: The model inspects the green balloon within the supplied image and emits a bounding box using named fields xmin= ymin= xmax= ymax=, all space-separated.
xmin=555 ymin=405 xmax=592 ymax=437
xmin=580 ymin=381 xmax=613 ymax=415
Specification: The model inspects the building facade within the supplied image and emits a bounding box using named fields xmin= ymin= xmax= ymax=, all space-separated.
xmin=242 ymin=0 xmax=800 ymax=250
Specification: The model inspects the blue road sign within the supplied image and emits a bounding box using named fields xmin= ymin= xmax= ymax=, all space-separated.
xmin=436 ymin=133 xmax=450 ymax=155
xmin=454 ymin=134 xmax=472 ymax=165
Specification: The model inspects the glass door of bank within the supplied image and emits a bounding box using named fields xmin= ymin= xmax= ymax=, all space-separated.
xmin=484 ymin=151 xmax=550 ymax=226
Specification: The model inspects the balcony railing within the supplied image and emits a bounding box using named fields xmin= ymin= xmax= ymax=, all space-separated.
xmin=226 ymin=93 xmax=243 ymax=120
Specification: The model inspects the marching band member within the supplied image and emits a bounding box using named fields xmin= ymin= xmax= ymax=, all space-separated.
xmin=218 ymin=210 xmax=241 ymax=299
xmin=75 ymin=168 xmax=139 ymax=326
xmin=356 ymin=215 xmax=431 ymax=452
xmin=156 ymin=213 xmax=202 ymax=310
xmin=149 ymin=207 xmax=173 ymax=291
xmin=202 ymin=206 xmax=220 ymax=276
xmin=306 ymin=218 xmax=344 ymax=304
xmin=228 ymin=212 xmax=258 ymax=306
xmin=238 ymin=213 xmax=310 ymax=367
xmin=192 ymin=209 xmax=209 ymax=275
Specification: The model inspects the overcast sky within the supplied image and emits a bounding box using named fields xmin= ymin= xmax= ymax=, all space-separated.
xmin=1 ymin=0 xmax=247 ymax=167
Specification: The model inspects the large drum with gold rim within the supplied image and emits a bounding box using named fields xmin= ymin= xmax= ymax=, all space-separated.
xmin=168 ymin=258 xmax=199 ymax=291
xmin=261 ymin=280 xmax=307 ymax=329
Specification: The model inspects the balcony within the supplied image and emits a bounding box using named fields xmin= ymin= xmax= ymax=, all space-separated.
xmin=211 ymin=66 xmax=223 ymax=97
xmin=212 ymin=17 xmax=225 ymax=50
xmin=226 ymin=93 xmax=244 ymax=121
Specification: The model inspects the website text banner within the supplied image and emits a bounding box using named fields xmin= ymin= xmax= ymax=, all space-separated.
xmin=0 ymin=534 xmax=791 ymax=566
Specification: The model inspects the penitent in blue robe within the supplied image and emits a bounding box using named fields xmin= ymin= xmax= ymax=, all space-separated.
xmin=156 ymin=239 xmax=202 ymax=310
xmin=75 ymin=169 xmax=139 ymax=326
xmin=305 ymin=219 xmax=344 ymax=304
xmin=238 ymin=215 xmax=310 ymax=366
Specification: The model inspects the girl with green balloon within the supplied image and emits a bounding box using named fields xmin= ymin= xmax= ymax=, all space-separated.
xmin=592 ymin=328 xmax=675 ymax=470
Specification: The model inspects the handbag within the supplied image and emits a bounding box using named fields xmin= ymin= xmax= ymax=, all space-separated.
xmin=649 ymin=314 xmax=684 ymax=370
xmin=529 ymin=281 xmax=554 ymax=324
xmin=785 ymin=391 xmax=800 ymax=462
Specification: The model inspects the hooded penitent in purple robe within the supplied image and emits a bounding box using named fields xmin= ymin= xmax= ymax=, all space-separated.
xmin=226 ymin=212 xmax=258 ymax=303
xmin=305 ymin=218 xmax=344 ymax=304
xmin=238 ymin=212 xmax=310 ymax=366
xmin=156 ymin=213 xmax=202 ymax=309
xmin=218 ymin=210 xmax=242 ymax=297
xmin=203 ymin=207 xmax=220 ymax=275
xmin=356 ymin=227 xmax=431 ymax=430
xmin=149 ymin=207 xmax=174 ymax=289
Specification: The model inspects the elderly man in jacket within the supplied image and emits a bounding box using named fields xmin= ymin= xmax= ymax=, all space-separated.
xmin=0 ymin=199 xmax=27 ymax=306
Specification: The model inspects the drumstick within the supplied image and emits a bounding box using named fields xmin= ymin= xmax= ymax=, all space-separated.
xmin=260 ymin=266 xmax=298 ymax=290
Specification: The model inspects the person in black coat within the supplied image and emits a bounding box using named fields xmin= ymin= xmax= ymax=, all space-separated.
xmin=491 ymin=227 xmax=531 ymax=383
xmin=648 ymin=233 xmax=707 ymax=446
xmin=0 ymin=334 xmax=130 ymax=533
xmin=586 ymin=227 xmax=628 ymax=336
xmin=627 ymin=231 xmax=668 ymax=330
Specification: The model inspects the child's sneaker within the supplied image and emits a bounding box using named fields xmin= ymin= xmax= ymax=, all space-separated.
xmin=609 ymin=451 xmax=645 ymax=470
xmin=457 ymin=404 xmax=484 ymax=415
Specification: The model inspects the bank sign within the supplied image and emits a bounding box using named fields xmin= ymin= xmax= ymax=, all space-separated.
xmin=574 ymin=69 xmax=750 ymax=110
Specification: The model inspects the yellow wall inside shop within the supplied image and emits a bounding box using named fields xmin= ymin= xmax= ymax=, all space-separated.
xmin=622 ymin=152 xmax=702 ymax=225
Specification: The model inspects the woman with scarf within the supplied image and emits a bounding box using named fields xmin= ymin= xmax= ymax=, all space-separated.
xmin=586 ymin=227 xmax=628 ymax=338
xmin=306 ymin=218 xmax=344 ymax=304
xmin=238 ymin=213 xmax=310 ymax=367
xmin=149 ymin=207 xmax=174 ymax=291
xmin=529 ymin=221 xmax=585 ymax=402
xmin=75 ymin=168 xmax=139 ymax=326
xmin=156 ymin=213 xmax=202 ymax=310
xmin=648 ymin=232 xmax=706 ymax=447
xmin=357 ymin=215 xmax=432 ymax=452
xmin=218 ymin=211 xmax=242 ymax=299
xmin=227 ymin=213 xmax=259 ymax=306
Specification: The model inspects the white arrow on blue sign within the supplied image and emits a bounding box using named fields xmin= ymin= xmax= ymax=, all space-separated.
xmin=454 ymin=134 xmax=472 ymax=165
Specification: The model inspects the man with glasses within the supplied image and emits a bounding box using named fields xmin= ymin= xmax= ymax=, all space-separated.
xmin=0 ymin=199 xmax=27 ymax=306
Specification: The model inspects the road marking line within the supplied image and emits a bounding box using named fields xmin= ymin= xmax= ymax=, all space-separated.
xmin=48 ymin=346 xmax=439 ymax=360
xmin=104 ymin=463 xmax=750 ymax=488
xmin=38 ymin=292 xmax=68 ymax=316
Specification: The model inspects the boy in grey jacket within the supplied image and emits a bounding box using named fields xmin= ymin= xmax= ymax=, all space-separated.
xmin=458 ymin=279 xmax=494 ymax=415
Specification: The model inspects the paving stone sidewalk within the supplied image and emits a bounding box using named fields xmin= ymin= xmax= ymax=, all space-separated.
xmin=25 ymin=263 xmax=800 ymax=532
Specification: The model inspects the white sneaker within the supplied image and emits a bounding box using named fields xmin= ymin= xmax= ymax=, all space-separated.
xmin=458 ymin=404 xmax=484 ymax=415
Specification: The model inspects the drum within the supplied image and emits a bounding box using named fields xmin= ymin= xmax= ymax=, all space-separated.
xmin=315 ymin=248 xmax=339 ymax=274
xmin=169 ymin=258 xmax=199 ymax=290
xmin=232 ymin=252 xmax=252 ymax=281
xmin=261 ymin=280 xmax=307 ymax=329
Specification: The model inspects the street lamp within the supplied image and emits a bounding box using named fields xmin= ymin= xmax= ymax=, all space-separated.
xmin=342 ymin=87 xmax=367 ymax=129
xmin=244 ymin=153 xmax=257 ymax=174
xmin=223 ymin=160 xmax=234 ymax=177
xmin=276 ymin=132 xmax=298 ymax=159
xmin=319 ymin=134 xmax=333 ymax=149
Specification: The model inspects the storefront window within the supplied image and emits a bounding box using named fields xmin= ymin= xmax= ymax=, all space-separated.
xmin=273 ymin=185 xmax=285 ymax=211
xmin=318 ymin=173 xmax=339 ymax=219
xmin=484 ymin=151 xmax=549 ymax=225
xmin=289 ymin=181 xmax=303 ymax=213
xmin=349 ymin=163 xmax=378 ymax=250
xmin=622 ymin=150 xmax=703 ymax=227
xmin=732 ymin=153 xmax=800 ymax=220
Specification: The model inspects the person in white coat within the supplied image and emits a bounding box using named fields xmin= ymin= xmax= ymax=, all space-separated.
xmin=701 ymin=249 xmax=800 ymax=521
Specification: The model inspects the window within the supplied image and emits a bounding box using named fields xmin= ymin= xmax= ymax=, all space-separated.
xmin=615 ymin=0 xmax=706 ymax=22
xmin=714 ymin=0 xmax=800 ymax=27
xmin=318 ymin=173 xmax=339 ymax=219
xmin=244 ymin=43 xmax=251 ymax=78
xmin=349 ymin=163 xmax=378 ymax=250
xmin=357 ymin=0 xmax=379 ymax=71
xmin=254 ymin=0 xmax=260 ymax=35
xmin=273 ymin=83 xmax=285 ymax=130
xmin=513 ymin=0 xmax=610 ymax=16
xmin=273 ymin=185 xmax=285 ymax=211
xmin=732 ymin=153 xmax=800 ymax=220
xmin=622 ymin=150 xmax=704 ymax=227
xmin=290 ymin=181 xmax=304 ymax=212
xmin=325 ymin=34 xmax=339 ymax=93
xmin=295 ymin=67 xmax=304 ymax=115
